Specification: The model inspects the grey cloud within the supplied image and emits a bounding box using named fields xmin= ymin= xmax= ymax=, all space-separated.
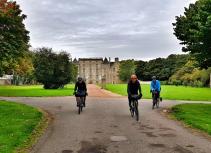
xmin=17 ymin=0 xmax=196 ymax=60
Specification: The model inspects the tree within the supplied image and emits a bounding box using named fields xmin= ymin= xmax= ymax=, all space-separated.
xmin=135 ymin=54 xmax=189 ymax=81
xmin=173 ymin=0 xmax=211 ymax=68
xmin=33 ymin=48 xmax=72 ymax=89
xmin=70 ymin=63 xmax=78 ymax=82
xmin=119 ymin=60 xmax=136 ymax=82
xmin=0 ymin=0 xmax=30 ymax=76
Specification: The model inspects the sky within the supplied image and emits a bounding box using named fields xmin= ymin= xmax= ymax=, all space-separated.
xmin=16 ymin=0 xmax=196 ymax=61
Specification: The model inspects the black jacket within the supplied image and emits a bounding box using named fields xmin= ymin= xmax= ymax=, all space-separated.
xmin=74 ymin=81 xmax=87 ymax=92
xmin=127 ymin=80 xmax=142 ymax=95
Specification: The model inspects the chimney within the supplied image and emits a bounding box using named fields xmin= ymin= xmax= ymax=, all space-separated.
xmin=115 ymin=57 xmax=119 ymax=62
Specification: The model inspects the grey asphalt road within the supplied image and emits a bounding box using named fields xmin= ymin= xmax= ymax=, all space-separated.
xmin=1 ymin=95 xmax=211 ymax=153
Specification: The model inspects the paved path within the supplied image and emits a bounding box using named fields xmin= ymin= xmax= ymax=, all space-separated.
xmin=1 ymin=85 xmax=211 ymax=153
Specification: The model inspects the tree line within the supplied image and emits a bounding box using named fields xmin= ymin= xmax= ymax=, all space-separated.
xmin=1 ymin=0 xmax=211 ymax=88
xmin=0 ymin=1 xmax=77 ymax=89
xmin=119 ymin=0 xmax=211 ymax=87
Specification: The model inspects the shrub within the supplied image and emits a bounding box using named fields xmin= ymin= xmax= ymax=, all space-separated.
xmin=33 ymin=48 xmax=72 ymax=89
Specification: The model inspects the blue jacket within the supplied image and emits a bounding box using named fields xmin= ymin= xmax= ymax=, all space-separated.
xmin=150 ymin=80 xmax=161 ymax=92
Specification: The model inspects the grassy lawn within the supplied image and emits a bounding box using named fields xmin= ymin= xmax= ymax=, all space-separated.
xmin=0 ymin=84 xmax=74 ymax=97
xmin=105 ymin=84 xmax=211 ymax=101
xmin=0 ymin=100 xmax=45 ymax=153
xmin=172 ymin=104 xmax=211 ymax=135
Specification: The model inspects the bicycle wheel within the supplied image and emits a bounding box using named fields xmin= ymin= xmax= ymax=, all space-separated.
xmin=134 ymin=100 xmax=139 ymax=121
xmin=130 ymin=101 xmax=134 ymax=117
xmin=78 ymin=98 xmax=82 ymax=114
xmin=78 ymin=104 xmax=81 ymax=114
xmin=156 ymin=99 xmax=159 ymax=108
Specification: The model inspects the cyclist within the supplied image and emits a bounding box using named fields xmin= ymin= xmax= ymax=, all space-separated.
xmin=150 ymin=76 xmax=161 ymax=99
xmin=127 ymin=74 xmax=142 ymax=110
xmin=74 ymin=77 xmax=87 ymax=107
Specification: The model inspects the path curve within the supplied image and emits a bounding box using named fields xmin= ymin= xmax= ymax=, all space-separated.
xmin=1 ymin=85 xmax=211 ymax=153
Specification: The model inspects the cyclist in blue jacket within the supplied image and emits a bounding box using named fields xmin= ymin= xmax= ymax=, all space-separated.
xmin=150 ymin=76 xmax=161 ymax=98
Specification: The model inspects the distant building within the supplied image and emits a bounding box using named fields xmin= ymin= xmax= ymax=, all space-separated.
xmin=0 ymin=75 xmax=13 ymax=85
xmin=73 ymin=57 xmax=120 ymax=84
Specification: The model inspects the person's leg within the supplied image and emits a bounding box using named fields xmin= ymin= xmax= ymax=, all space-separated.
xmin=128 ymin=96 xmax=132 ymax=110
xmin=83 ymin=96 xmax=86 ymax=107
xmin=76 ymin=96 xmax=80 ymax=106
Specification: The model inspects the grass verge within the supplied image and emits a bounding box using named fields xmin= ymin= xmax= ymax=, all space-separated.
xmin=171 ymin=103 xmax=211 ymax=135
xmin=105 ymin=84 xmax=211 ymax=101
xmin=0 ymin=84 xmax=74 ymax=97
xmin=0 ymin=100 xmax=49 ymax=153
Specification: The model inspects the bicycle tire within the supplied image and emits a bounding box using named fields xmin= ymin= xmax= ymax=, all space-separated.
xmin=131 ymin=100 xmax=136 ymax=117
xmin=130 ymin=108 xmax=134 ymax=117
xmin=78 ymin=105 xmax=81 ymax=114
xmin=156 ymin=99 xmax=159 ymax=108
xmin=134 ymin=100 xmax=139 ymax=121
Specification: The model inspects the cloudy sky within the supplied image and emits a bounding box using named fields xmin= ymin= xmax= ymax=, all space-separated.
xmin=16 ymin=0 xmax=196 ymax=60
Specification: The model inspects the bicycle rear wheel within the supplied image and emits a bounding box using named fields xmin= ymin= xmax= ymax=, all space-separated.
xmin=78 ymin=97 xmax=83 ymax=114
xmin=78 ymin=105 xmax=81 ymax=114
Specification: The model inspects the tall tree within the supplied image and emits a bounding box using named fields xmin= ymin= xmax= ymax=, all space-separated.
xmin=119 ymin=60 xmax=136 ymax=82
xmin=173 ymin=0 xmax=211 ymax=68
xmin=0 ymin=0 xmax=29 ymax=76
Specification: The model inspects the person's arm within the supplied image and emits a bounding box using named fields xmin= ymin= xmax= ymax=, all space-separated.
xmin=138 ymin=83 xmax=142 ymax=94
xmin=74 ymin=82 xmax=78 ymax=92
xmin=127 ymin=83 xmax=131 ymax=96
xmin=84 ymin=82 xmax=87 ymax=92
xmin=158 ymin=80 xmax=161 ymax=91
xmin=150 ymin=81 xmax=153 ymax=91
xmin=138 ymin=83 xmax=142 ymax=98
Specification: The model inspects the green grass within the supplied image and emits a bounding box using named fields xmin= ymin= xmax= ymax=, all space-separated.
xmin=0 ymin=84 xmax=74 ymax=97
xmin=0 ymin=100 xmax=44 ymax=153
xmin=172 ymin=104 xmax=211 ymax=135
xmin=105 ymin=84 xmax=211 ymax=101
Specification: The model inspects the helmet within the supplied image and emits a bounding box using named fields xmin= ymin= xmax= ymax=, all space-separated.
xmin=152 ymin=76 xmax=156 ymax=80
xmin=78 ymin=77 xmax=83 ymax=82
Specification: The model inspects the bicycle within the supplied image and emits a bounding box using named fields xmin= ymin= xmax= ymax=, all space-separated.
xmin=130 ymin=95 xmax=139 ymax=121
xmin=74 ymin=91 xmax=86 ymax=114
xmin=152 ymin=90 xmax=159 ymax=109
xmin=77 ymin=96 xmax=85 ymax=114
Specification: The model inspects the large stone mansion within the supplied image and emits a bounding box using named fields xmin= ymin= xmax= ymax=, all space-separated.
xmin=73 ymin=57 xmax=120 ymax=84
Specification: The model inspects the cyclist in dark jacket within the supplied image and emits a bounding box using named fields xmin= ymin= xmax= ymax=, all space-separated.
xmin=74 ymin=77 xmax=87 ymax=107
xmin=127 ymin=75 xmax=142 ymax=110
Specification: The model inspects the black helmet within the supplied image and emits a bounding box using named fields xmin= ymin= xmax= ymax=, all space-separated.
xmin=78 ymin=77 xmax=83 ymax=81
xmin=152 ymin=76 xmax=156 ymax=80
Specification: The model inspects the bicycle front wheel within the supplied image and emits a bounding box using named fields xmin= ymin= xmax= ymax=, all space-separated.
xmin=134 ymin=101 xmax=139 ymax=121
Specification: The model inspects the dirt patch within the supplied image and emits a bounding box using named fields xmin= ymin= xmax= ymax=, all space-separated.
xmin=140 ymin=124 xmax=154 ymax=130
xmin=159 ymin=133 xmax=177 ymax=137
xmin=62 ymin=150 xmax=73 ymax=153
xmin=142 ymin=132 xmax=157 ymax=137
xmin=149 ymin=143 xmax=166 ymax=148
xmin=77 ymin=141 xmax=107 ymax=153
xmin=186 ymin=145 xmax=194 ymax=148
xmin=110 ymin=125 xmax=118 ymax=128
xmin=159 ymin=127 xmax=174 ymax=131
xmin=173 ymin=145 xmax=193 ymax=153
xmin=95 ymin=131 xmax=103 ymax=134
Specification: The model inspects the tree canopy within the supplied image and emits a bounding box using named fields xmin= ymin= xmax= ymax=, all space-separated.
xmin=33 ymin=48 xmax=72 ymax=89
xmin=0 ymin=0 xmax=29 ymax=76
xmin=135 ymin=54 xmax=189 ymax=81
xmin=119 ymin=60 xmax=136 ymax=82
xmin=173 ymin=0 xmax=211 ymax=68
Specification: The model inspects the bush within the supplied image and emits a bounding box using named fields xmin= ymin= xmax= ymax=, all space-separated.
xmin=33 ymin=48 xmax=72 ymax=89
